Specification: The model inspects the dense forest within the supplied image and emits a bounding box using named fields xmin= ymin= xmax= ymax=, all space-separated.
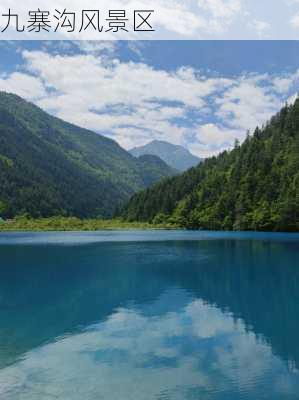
xmin=122 ymin=99 xmax=299 ymax=232
xmin=0 ymin=92 xmax=175 ymax=219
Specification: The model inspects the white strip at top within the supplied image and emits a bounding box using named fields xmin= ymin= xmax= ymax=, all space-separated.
xmin=0 ymin=0 xmax=299 ymax=40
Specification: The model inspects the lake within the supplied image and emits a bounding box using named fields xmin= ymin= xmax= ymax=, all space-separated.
xmin=0 ymin=230 xmax=299 ymax=400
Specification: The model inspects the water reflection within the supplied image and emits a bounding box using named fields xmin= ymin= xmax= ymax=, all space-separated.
xmin=0 ymin=235 xmax=299 ymax=399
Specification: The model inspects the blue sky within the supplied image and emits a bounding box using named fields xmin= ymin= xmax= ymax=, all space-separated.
xmin=1 ymin=40 xmax=299 ymax=157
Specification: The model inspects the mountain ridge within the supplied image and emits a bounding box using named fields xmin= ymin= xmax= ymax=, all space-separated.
xmin=122 ymin=100 xmax=299 ymax=232
xmin=130 ymin=140 xmax=202 ymax=171
xmin=0 ymin=91 xmax=175 ymax=218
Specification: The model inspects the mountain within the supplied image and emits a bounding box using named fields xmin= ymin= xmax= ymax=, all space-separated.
xmin=0 ymin=92 xmax=175 ymax=219
xmin=136 ymin=154 xmax=177 ymax=187
xmin=122 ymin=100 xmax=299 ymax=232
xmin=130 ymin=140 xmax=202 ymax=172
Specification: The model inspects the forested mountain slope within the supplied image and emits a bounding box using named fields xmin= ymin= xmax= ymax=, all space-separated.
xmin=122 ymin=100 xmax=299 ymax=232
xmin=0 ymin=92 xmax=175 ymax=218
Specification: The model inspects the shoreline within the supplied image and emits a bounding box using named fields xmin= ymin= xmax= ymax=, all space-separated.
xmin=0 ymin=217 xmax=298 ymax=234
xmin=0 ymin=217 xmax=178 ymax=232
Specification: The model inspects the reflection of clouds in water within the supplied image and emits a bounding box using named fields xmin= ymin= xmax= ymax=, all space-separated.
xmin=0 ymin=299 xmax=298 ymax=400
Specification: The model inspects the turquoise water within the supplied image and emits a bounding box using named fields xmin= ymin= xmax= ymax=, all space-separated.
xmin=0 ymin=231 xmax=299 ymax=400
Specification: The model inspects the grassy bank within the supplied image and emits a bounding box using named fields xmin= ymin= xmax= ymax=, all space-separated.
xmin=0 ymin=216 xmax=178 ymax=232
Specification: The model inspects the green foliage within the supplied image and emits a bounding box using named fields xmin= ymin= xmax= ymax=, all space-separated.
xmin=136 ymin=155 xmax=177 ymax=187
xmin=0 ymin=92 xmax=175 ymax=219
xmin=152 ymin=213 xmax=169 ymax=225
xmin=0 ymin=216 xmax=177 ymax=231
xmin=122 ymin=100 xmax=299 ymax=232
xmin=0 ymin=200 xmax=8 ymax=215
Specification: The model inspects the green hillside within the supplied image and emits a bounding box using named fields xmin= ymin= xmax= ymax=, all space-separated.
xmin=0 ymin=92 xmax=175 ymax=218
xmin=122 ymin=100 xmax=299 ymax=232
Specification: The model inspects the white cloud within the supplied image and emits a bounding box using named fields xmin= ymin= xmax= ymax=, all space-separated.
xmin=272 ymin=71 xmax=299 ymax=94
xmin=15 ymin=50 xmax=234 ymax=154
xmin=291 ymin=13 xmax=299 ymax=27
xmin=288 ymin=0 xmax=299 ymax=28
xmin=76 ymin=41 xmax=118 ymax=55
xmin=197 ymin=0 xmax=242 ymax=19
xmin=192 ymin=123 xmax=241 ymax=157
xmin=0 ymin=72 xmax=45 ymax=100
xmin=216 ymin=77 xmax=283 ymax=132
xmin=0 ymin=47 xmax=299 ymax=158
xmin=287 ymin=92 xmax=299 ymax=104
xmin=249 ymin=19 xmax=271 ymax=38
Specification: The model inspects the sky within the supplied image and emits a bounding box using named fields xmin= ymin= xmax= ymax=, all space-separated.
xmin=1 ymin=40 xmax=299 ymax=157
xmin=2 ymin=0 xmax=299 ymax=39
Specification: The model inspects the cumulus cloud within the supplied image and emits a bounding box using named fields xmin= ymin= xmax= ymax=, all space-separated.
xmin=288 ymin=0 xmax=299 ymax=28
xmin=197 ymin=0 xmax=242 ymax=20
xmin=291 ymin=13 xmax=299 ymax=27
xmin=0 ymin=72 xmax=46 ymax=100
xmin=249 ymin=19 xmax=271 ymax=38
xmin=192 ymin=124 xmax=241 ymax=157
xmin=272 ymin=71 xmax=299 ymax=94
xmin=0 ymin=45 xmax=299 ymax=157
xmin=17 ymin=49 xmax=235 ymax=152
xmin=216 ymin=77 xmax=282 ymax=132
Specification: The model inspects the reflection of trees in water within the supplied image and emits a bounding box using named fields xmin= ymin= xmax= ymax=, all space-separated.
xmin=168 ymin=240 xmax=299 ymax=372
xmin=0 ymin=239 xmax=298 ymax=370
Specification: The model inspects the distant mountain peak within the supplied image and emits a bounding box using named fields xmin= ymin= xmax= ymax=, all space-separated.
xmin=123 ymin=100 xmax=299 ymax=232
xmin=130 ymin=140 xmax=202 ymax=172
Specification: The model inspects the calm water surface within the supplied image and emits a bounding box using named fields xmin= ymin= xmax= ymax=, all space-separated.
xmin=0 ymin=230 xmax=299 ymax=400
